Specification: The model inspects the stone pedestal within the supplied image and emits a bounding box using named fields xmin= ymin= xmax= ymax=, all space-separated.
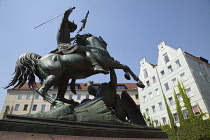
xmin=0 ymin=115 xmax=168 ymax=139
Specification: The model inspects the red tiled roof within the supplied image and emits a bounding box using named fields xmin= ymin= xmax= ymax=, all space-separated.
xmin=10 ymin=82 xmax=138 ymax=91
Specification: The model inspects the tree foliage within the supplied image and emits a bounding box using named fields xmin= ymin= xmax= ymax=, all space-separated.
xmin=161 ymin=82 xmax=210 ymax=140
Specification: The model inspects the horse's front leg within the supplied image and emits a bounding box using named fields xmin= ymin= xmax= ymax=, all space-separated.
xmin=121 ymin=65 xmax=145 ymax=88
xmin=105 ymin=60 xmax=145 ymax=88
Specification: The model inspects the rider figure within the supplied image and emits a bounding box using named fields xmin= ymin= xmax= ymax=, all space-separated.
xmin=51 ymin=7 xmax=109 ymax=74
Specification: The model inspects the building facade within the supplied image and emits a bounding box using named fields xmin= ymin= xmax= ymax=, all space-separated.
xmin=138 ymin=41 xmax=210 ymax=126
xmin=0 ymin=83 xmax=139 ymax=119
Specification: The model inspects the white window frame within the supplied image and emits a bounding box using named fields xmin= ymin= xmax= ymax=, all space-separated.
xmin=164 ymin=83 xmax=170 ymax=91
xmin=143 ymin=95 xmax=146 ymax=103
xmin=143 ymin=69 xmax=148 ymax=78
xmin=168 ymin=97 xmax=174 ymax=106
xmin=155 ymin=88 xmax=160 ymax=96
xmin=158 ymin=102 xmax=163 ymax=110
xmin=149 ymin=92 xmax=153 ymax=99
xmin=186 ymin=88 xmax=193 ymax=97
xmin=163 ymin=53 xmax=170 ymax=64
xmin=175 ymin=59 xmax=181 ymax=68
xmin=152 ymin=105 xmax=156 ymax=113
xmin=168 ymin=65 xmax=173 ymax=73
xmin=14 ymin=104 xmax=20 ymax=111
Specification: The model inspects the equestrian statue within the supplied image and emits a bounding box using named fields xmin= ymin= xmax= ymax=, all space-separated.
xmin=5 ymin=7 xmax=145 ymax=107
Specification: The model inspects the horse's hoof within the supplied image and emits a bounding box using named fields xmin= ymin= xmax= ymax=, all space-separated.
xmin=136 ymin=81 xmax=145 ymax=88
xmin=124 ymin=73 xmax=131 ymax=80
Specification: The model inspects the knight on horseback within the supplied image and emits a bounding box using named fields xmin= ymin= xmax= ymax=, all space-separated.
xmin=50 ymin=7 xmax=109 ymax=75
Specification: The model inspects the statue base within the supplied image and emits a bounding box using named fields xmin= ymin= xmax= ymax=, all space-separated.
xmin=0 ymin=115 xmax=168 ymax=139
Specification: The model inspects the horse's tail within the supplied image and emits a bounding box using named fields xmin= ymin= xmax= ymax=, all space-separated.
xmin=5 ymin=52 xmax=42 ymax=89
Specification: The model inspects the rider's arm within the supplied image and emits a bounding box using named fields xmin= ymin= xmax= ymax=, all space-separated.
xmin=57 ymin=8 xmax=74 ymax=44
xmin=61 ymin=8 xmax=73 ymax=27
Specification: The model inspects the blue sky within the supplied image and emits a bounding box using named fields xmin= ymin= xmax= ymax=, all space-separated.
xmin=0 ymin=0 xmax=210 ymax=112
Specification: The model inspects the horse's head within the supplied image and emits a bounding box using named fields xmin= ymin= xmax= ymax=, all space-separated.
xmin=76 ymin=33 xmax=107 ymax=50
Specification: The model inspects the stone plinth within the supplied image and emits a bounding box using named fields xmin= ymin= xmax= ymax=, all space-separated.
xmin=0 ymin=115 xmax=168 ymax=139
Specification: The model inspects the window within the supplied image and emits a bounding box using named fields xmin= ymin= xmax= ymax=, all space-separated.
xmin=77 ymin=94 xmax=81 ymax=100
xmin=180 ymin=73 xmax=185 ymax=81
xmin=154 ymin=120 xmax=159 ymax=127
xmin=75 ymin=85 xmax=80 ymax=89
xmin=167 ymin=65 xmax=173 ymax=73
xmin=164 ymin=83 xmax=170 ymax=91
xmin=67 ymin=85 xmax=71 ymax=90
xmin=52 ymin=94 xmax=56 ymax=99
xmin=32 ymin=105 xmax=37 ymax=111
xmin=135 ymin=94 xmax=139 ymax=99
xmin=41 ymin=105 xmax=46 ymax=111
xmin=168 ymin=97 xmax=174 ymax=106
xmin=18 ymin=94 xmax=23 ymax=99
xmin=143 ymin=69 xmax=148 ymax=78
xmin=69 ymin=94 xmax=73 ymax=100
xmin=158 ymin=102 xmax=163 ymax=110
xmin=149 ymin=92 xmax=153 ymax=99
xmin=23 ymin=104 xmax=28 ymax=111
xmin=50 ymin=105 xmax=54 ymax=110
xmin=93 ymin=85 xmax=99 ymax=89
xmin=145 ymin=108 xmax=149 ymax=116
xmin=143 ymin=95 xmax=146 ymax=103
xmin=173 ymin=113 xmax=179 ymax=121
xmin=162 ymin=117 xmax=167 ymax=125
xmin=26 ymin=94 xmax=31 ymax=99
xmin=175 ymin=59 xmax=181 ymax=68
xmin=199 ymin=63 xmax=204 ymax=69
xmin=146 ymin=81 xmax=150 ymax=87
xmin=177 ymin=94 xmax=182 ymax=101
xmin=161 ymin=70 xmax=165 ymax=77
xmin=117 ymin=85 xmax=125 ymax=90
xmin=151 ymin=105 xmax=156 ymax=113
xmin=171 ymin=78 xmax=177 ymax=87
xmin=132 ymin=87 xmax=137 ymax=90
xmin=14 ymin=104 xmax=20 ymax=111
xmin=204 ymin=75 xmax=210 ymax=82
xmin=155 ymin=88 xmax=160 ymax=96
xmin=163 ymin=53 xmax=170 ymax=64
xmin=152 ymin=76 xmax=157 ymax=83
xmin=193 ymin=105 xmax=200 ymax=115
xmin=86 ymin=94 xmax=89 ymax=99
xmin=186 ymin=88 xmax=193 ymax=97
xmin=35 ymin=94 xmax=39 ymax=100
xmin=182 ymin=109 xmax=188 ymax=119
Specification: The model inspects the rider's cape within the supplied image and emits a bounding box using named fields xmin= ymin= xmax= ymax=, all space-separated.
xmin=50 ymin=43 xmax=79 ymax=55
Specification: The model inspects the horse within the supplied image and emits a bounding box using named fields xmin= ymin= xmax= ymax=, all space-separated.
xmin=5 ymin=34 xmax=145 ymax=106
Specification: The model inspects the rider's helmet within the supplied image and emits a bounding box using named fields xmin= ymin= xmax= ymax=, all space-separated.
xmin=68 ymin=20 xmax=77 ymax=32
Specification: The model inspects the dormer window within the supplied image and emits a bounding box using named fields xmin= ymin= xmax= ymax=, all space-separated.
xmin=163 ymin=53 xmax=170 ymax=64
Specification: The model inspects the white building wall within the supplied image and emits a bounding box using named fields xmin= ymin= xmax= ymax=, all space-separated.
xmin=138 ymin=41 xmax=210 ymax=126
xmin=0 ymin=84 xmax=139 ymax=119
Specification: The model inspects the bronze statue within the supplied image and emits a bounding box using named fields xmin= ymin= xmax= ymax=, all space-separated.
xmin=84 ymin=69 xmax=146 ymax=125
xmin=5 ymin=7 xmax=145 ymax=107
xmin=51 ymin=7 xmax=108 ymax=75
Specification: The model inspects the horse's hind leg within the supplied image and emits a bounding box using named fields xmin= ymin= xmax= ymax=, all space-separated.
xmin=36 ymin=74 xmax=62 ymax=106
xmin=56 ymin=79 xmax=79 ymax=106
